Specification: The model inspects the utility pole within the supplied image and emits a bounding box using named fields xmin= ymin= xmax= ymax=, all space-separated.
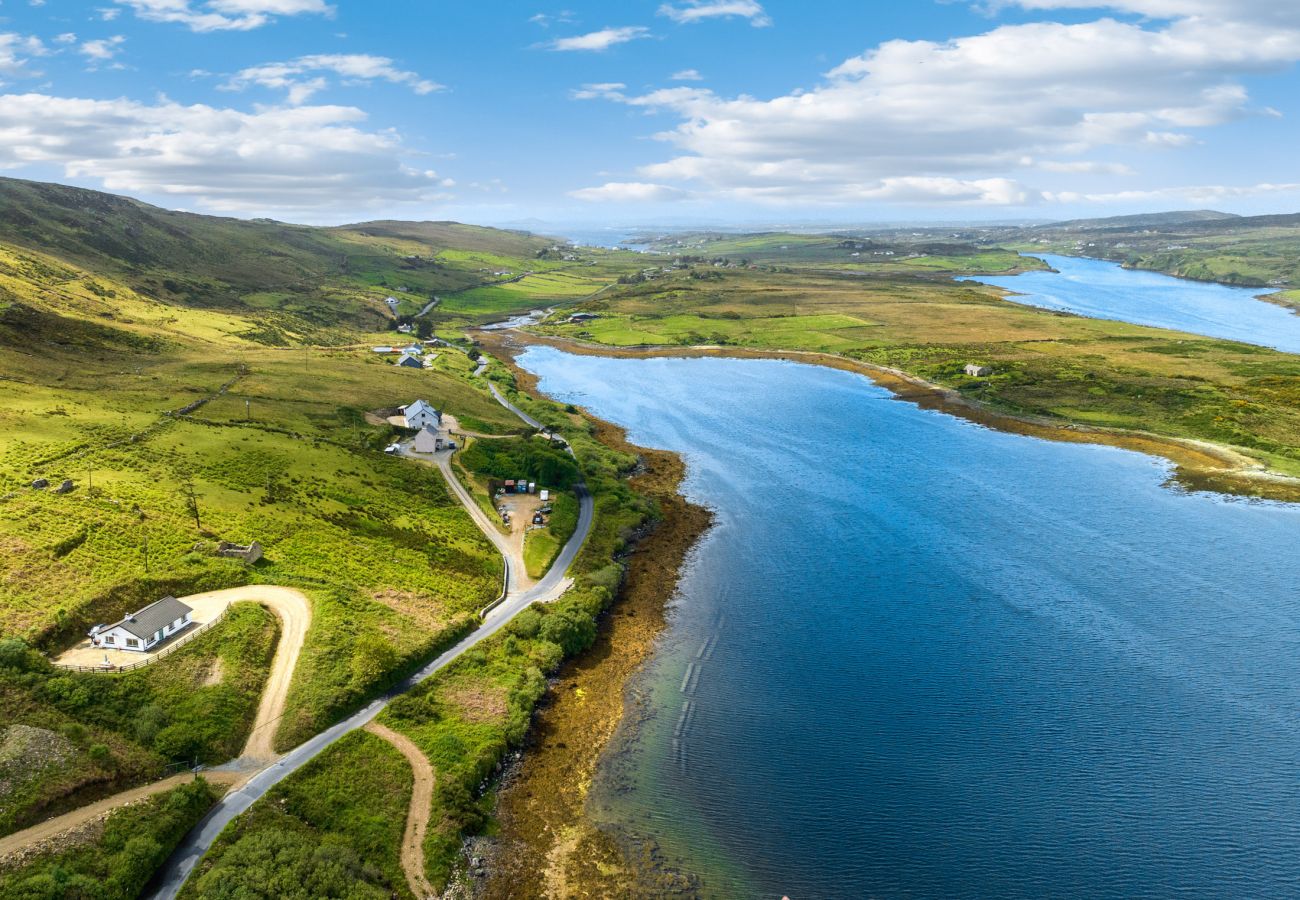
xmin=142 ymin=526 xmax=150 ymax=573
xmin=245 ymin=398 xmax=251 ymax=421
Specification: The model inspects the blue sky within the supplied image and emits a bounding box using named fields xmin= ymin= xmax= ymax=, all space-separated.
xmin=0 ymin=0 xmax=1298 ymax=226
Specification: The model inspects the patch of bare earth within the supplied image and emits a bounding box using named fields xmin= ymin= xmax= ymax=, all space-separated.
xmin=373 ymin=589 xmax=449 ymax=634
xmin=199 ymin=657 xmax=224 ymax=687
xmin=0 ymin=725 xmax=78 ymax=801
xmin=442 ymin=680 xmax=508 ymax=725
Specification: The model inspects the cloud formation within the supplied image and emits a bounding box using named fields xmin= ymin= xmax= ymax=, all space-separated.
xmin=570 ymin=181 xmax=687 ymax=202
xmin=0 ymin=92 xmax=447 ymax=219
xmin=0 ymin=33 xmax=46 ymax=78
xmin=224 ymin=54 xmax=444 ymax=104
xmin=114 ymin=0 xmax=332 ymax=32
xmin=574 ymin=5 xmax=1300 ymax=205
xmin=659 ymin=1 xmax=771 ymax=27
xmin=80 ymin=35 xmax=126 ymax=64
xmin=548 ymin=26 xmax=650 ymax=52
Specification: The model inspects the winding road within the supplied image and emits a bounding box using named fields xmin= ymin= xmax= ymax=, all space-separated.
xmin=0 ymin=586 xmax=312 ymax=860
xmin=145 ymin=367 xmax=593 ymax=898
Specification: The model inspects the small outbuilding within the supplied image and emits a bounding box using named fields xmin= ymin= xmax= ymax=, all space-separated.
xmin=217 ymin=541 xmax=263 ymax=564
xmin=964 ymin=364 xmax=993 ymax=377
xmin=413 ymin=425 xmax=444 ymax=454
xmin=89 ymin=596 xmax=193 ymax=653
xmin=396 ymin=352 xmax=424 ymax=369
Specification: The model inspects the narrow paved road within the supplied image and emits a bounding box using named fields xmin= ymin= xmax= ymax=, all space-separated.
xmin=147 ymin=382 xmax=594 ymax=898
xmin=488 ymin=383 xmax=544 ymax=430
xmin=364 ymin=722 xmax=436 ymax=900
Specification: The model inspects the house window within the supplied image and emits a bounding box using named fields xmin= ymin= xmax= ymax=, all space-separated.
xmin=104 ymin=635 xmax=115 ymax=645
xmin=126 ymin=638 xmax=139 ymax=648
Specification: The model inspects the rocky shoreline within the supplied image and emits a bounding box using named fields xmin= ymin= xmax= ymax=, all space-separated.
xmin=469 ymin=332 xmax=713 ymax=898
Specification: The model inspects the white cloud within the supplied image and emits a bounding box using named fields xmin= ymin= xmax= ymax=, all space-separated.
xmin=0 ymin=33 xmax=46 ymax=77
xmin=570 ymin=181 xmax=688 ymax=202
xmin=529 ymin=10 xmax=576 ymax=28
xmin=80 ymin=35 xmax=126 ymax=64
xmin=659 ymin=1 xmax=771 ymax=27
xmin=114 ymin=0 xmax=332 ymax=32
xmin=1046 ymin=182 xmax=1300 ymax=204
xmin=225 ymin=54 xmax=444 ymax=105
xmin=0 ymin=92 xmax=449 ymax=219
xmin=548 ymin=26 xmax=649 ymax=52
xmin=1033 ymin=159 xmax=1136 ymax=175
xmin=985 ymin=0 xmax=1300 ymax=26
xmin=571 ymin=82 xmax=626 ymax=100
xmin=54 ymin=33 xmax=78 ymax=44
xmin=671 ymin=68 xmax=703 ymax=81
xmin=573 ymin=7 xmax=1300 ymax=206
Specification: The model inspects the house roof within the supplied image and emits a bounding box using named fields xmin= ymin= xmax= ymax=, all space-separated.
xmin=107 ymin=596 xmax=192 ymax=640
xmin=397 ymin=352 xmax=423 ymax=367
xmin=404 ymin=399 xmax=439 ymax=418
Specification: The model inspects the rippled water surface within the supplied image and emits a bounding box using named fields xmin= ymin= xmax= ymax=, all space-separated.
xmin=968 ymin=254 xmax=1300 ymax=353
xmin=519 ymin=345 xmax=1300 ymax=899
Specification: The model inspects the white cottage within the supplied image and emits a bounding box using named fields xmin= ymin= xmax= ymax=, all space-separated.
xmin=402 ymin=399 xmax=442 ymax=429
xmin=89 ymin=596 xmax=193 ymax=653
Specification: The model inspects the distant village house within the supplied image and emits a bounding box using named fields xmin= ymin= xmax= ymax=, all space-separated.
xmin=89 ymin=596 xmax=193 ymax=653
xmin=396 ymin=352 xmax=424 ymax=369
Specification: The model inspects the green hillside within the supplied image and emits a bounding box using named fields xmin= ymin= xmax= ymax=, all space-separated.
xmin=0 ymin=177 xmax=630 ymax=332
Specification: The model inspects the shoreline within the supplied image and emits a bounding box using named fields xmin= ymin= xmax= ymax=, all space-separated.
xmin=464 ymin=318 xmax=1300 ymax=896
xmin=472 ymin=331 xmax=713 ymax=897
xmin=505 ymin=330 xmax=1300 ymax=504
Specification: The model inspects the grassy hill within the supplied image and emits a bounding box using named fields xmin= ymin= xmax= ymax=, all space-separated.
xmin=638 ymin=230 xmax=1045 ymax=277
xmin=0 ymin=177 xmax=633 ymax=332
xmin=993 ymin=209 xmax=1300 ymax=290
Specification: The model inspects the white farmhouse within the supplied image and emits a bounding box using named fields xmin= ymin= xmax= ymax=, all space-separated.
xmin=89 ymin=596 xmax=193 ymax=653
xmin=413 ymin=425 xmax=444 ymax=454
xmin=401 ymin=399 xmax=442 ymax=429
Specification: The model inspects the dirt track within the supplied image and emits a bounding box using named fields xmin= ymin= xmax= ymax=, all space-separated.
xmin=2 ymin=586 xmax=312 ymax=859
xmin=0 ymin=771 xmax=241 ymax=862
xmin=365 ymin=722 xmax=437 ymax=899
